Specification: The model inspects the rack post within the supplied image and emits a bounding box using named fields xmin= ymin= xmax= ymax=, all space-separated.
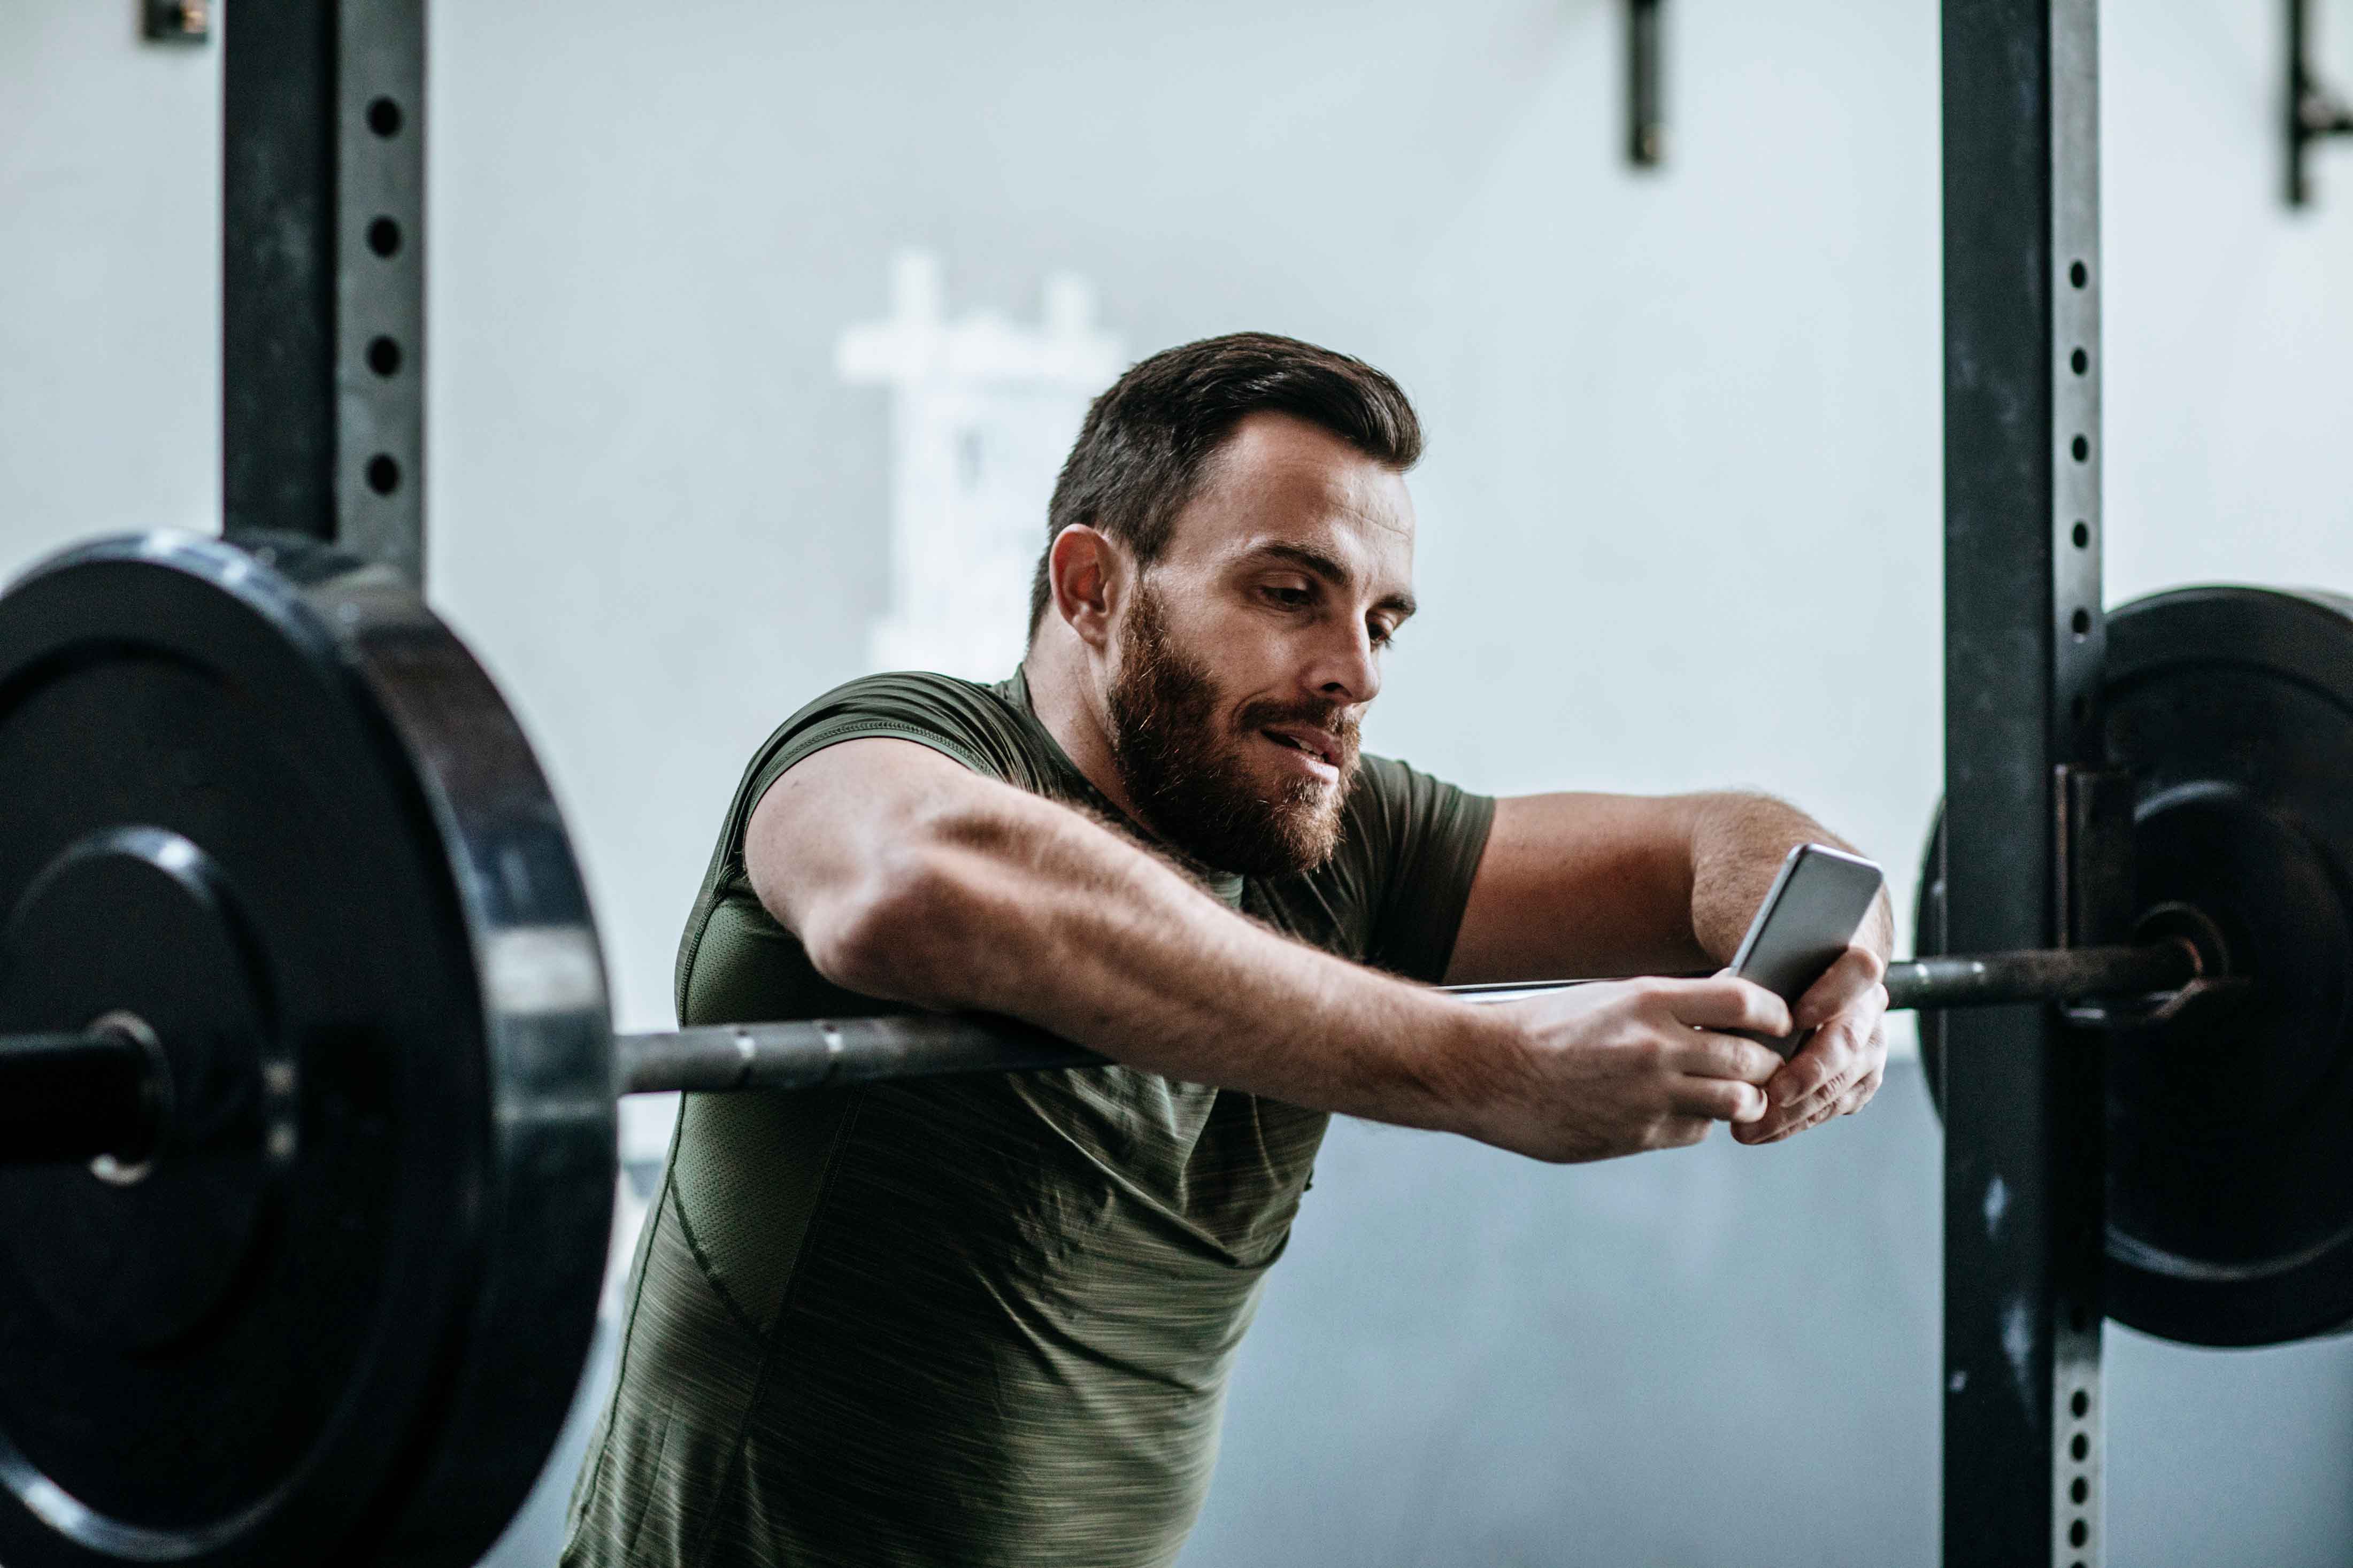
xmin=1941 ymin=1 xmax=2108 ymax=1563
xmin=222 ymin=0 xmax=426 ymax=586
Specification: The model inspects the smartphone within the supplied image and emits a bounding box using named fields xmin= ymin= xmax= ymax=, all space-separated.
xmin=1727 ymin=843 xmax=1886 ymax=1057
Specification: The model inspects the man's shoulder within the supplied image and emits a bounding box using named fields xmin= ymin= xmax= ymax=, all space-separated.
xmin=757 ymin=668 xmax=1037 ymax=783
xmin=780 ymin=668 xmax=1017 ymax=734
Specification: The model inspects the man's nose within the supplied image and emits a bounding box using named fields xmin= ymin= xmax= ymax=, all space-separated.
xmin=1308 ymin=622 xmax=1382 ymax=706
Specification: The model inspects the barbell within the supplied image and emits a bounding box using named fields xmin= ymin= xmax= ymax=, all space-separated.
xmin=0 ymin=530 xmax=2341 ymax=1568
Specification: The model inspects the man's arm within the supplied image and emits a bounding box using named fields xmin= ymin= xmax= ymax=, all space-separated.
xmin=744 ymin=738 xmax=1797 ymax=1164
xmin=1444 ymin=791 xmax=1896 ymax=1143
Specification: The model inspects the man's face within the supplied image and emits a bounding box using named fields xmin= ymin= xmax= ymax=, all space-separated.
xmin=1104 ymin=413 xmax=1417 ymax=877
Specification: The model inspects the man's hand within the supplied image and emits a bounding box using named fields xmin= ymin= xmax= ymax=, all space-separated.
xmin=1731 ymin=946 xmax=1889 ymax=1145
xmin=1475 ymin=975 xmax=1792 ymax=1163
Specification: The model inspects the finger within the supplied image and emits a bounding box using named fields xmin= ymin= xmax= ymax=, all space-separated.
xmin=1786 ymin=1015 xmax=1888 ymax=1120
xmin=1767 ymin=1101 xmax=1845 ymax=1142
xmin=1743 ymin=1048 xmax=1864 ymax=1141
xmin=1660 ymin=975 xmax=1793 ymax=1038
xmin=1737 ymin=1095 xmax=1844 ymax=1145
xmin=1667 ymin=1029 xmax=1785 ymax=1086
xmin=1764 ymin=1022 xmax=1859 ymax=1115
xmin=1836 ymin=1063 xmax=1886 ymax=1117
xmin=1793 ymin=947 xmax=1888 ymax=1030
xmin=1667 ymin=1075 xmax=1769 ymax=1124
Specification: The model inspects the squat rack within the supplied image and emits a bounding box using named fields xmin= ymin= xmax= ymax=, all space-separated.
xmin=215 ymin=3 xmax=2119 ymax=1564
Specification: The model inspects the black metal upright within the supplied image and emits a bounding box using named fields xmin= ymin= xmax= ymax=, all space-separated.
xmin=222 ymin=0 xmax=426 ymax=586
xmin=1941 ymin=1 xmax=2106 ymax=1564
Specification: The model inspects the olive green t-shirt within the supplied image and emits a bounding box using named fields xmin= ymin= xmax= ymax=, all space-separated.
xmin=563 ymin=668 xmax=1495 ymax=1568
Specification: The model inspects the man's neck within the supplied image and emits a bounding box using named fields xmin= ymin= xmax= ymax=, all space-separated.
xmin=1022 ymin=624 xmax=1149 ymax=827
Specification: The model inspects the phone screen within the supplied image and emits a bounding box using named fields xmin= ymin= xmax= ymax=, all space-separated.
xmin=1728 ymin=844 xmax=1885 ymax=1056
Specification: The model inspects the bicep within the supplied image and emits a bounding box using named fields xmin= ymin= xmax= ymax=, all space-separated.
xmin=1443 ymin=792 xmax=1713 ymax=984
xmin=743 ymin=737 xmax=1004 ymax=936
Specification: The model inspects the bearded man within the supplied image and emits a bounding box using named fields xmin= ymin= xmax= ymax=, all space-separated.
xmin=564 ymin=334 xmax=1893 ymax=1568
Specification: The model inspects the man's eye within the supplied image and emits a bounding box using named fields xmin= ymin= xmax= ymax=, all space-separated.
xmin=1263 ymin=585 xmax=1313 ymax=608
xmin=1370 ymin=622 xmax=1399 ymax=650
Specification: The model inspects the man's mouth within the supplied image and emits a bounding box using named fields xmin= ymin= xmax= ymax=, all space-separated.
xmin=1259 ymin=725 xmax=1343 ymax=771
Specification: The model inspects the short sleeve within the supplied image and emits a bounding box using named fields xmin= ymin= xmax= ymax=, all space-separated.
xmin=1345 ymin=755 xmax=1497 ymax=983
xmin=674 ymin=673 xmax=1041 ymax=1016
xmin=734 ymin=675 xmax=1031 ymax=837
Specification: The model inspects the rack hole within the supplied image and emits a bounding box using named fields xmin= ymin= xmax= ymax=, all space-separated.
xmin=2071 ymin=1433 xmax=2089 ymax=1461
xmin=2071 ymin=1477 xmax=2089 ymax=1504
xmin=365 ymin=454 xmax=402 ymax=495
xmin=2071 ymin=1389 xmax=2090 ymax=1418
xmin=2070 ymin=1519 xmax=2088 ymax=1547
xmin=2071 ymin=347 xmax=2089 ymax=375
xmin=366 ymin=96 xmax=403 ymax=138
xmin=366 ymin=336 xmax=402 ymax=377
xmin=2070 ymin=260 xmax=2089 ymax=288
xmin=367 ymin=217 xmax=403 ymax=258
xmin=2072 ymin=522 xmax=2090 ymax=549
xmin=2071 ymin=608 xmax=2092 ymax=638
xmin=2071 ymin=435 xmax=2090 ymax=462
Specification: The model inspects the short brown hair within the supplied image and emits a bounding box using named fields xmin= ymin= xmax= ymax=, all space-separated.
xmin=1027 ymin=333 xmax=1423 ymax=636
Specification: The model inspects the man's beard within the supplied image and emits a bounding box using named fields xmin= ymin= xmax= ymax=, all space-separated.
xmin=1105 ymin=585 xmax=1361 ymax=878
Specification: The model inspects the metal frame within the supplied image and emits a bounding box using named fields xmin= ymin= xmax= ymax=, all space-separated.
xmin=223 ymin=0 xmax=426 ymax=587
xmin=1941 ymin=1 xmax=2109 ymax=1563
xmin=2289 ymin=0 xmax=2353 ymax=206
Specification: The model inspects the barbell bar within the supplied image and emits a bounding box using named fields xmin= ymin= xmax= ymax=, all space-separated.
xmin=614 ymin=932 xmax=2206 ymax=1095
xmin=0 ymin=934 xmax=2217 ymax=1159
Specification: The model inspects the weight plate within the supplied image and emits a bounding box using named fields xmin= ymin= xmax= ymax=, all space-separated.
xmin=1918 ymin=584 xmax=2353 ymax=1347
xmin=0 ymin=534 xmax=615 ymax=1567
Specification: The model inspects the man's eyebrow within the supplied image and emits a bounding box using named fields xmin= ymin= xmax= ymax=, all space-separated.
xmin=1246 ymin=543 xmax=1418 ymax=620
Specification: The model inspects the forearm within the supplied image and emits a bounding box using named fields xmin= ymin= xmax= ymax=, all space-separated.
xmin=803 ymin=785 xmax=1518 ymax=1138
xmin=1683 ymin=792 xmax=1895 ymax=962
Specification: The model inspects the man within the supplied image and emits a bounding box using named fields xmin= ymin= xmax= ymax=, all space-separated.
xmin=565 ymin=334 xmax=1891 ymax=1568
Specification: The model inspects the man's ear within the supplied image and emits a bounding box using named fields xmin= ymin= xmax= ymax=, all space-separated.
xmin=1047 ymin=525 xmax=1124 ymax=652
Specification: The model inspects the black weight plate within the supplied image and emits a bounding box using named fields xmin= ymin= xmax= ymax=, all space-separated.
xmin=1918 ymin=585 xmax=2353 ymax=1347
xmin=0 ymin=533 xmax=615 ymax=1567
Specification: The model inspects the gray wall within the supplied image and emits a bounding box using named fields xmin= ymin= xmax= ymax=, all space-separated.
xmin=6 ymin=3 xmax=2353 ymax=1565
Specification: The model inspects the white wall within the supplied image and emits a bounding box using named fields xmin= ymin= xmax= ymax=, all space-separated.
xmin=5 ymin=3 xmax=2353 ymax=1566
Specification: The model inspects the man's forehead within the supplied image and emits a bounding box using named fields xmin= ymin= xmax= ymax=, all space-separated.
xmin=1173 ymin=413 xmax=1417 ymax=572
